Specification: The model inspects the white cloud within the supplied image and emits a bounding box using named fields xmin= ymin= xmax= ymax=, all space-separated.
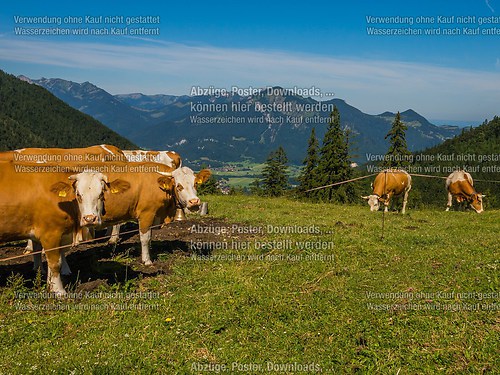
xmin=0 ymin=37 xmax=499 ymax=121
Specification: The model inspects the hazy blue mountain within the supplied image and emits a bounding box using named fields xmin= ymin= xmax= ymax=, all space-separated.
xmin=27 ymin=77 xmax=461 ymax=164
xmin=27 ymin=77 xmax=151 ymax=135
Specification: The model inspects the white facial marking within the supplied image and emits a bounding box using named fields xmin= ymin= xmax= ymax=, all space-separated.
xmin=72 ymin=172 xmax=107 ymax=226
xmin=171 ymin=167 xmax=201 ymax=211
xmin=367 ymin=195 xmax=380 ymax=212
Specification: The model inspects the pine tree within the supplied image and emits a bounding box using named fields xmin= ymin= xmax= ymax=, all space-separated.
xmin=383 ymin=112 xmax=412 ymax=169
xmin=315 ymin=107 xmax=353 ymax=202
xmin=261 ymin=146 xmax=289 ymax=197
xmin=297 ymin=127 xmax=319 ymax=195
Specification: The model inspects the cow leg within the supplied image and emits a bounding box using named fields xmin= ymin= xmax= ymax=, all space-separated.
xmin=107 ymin=224 xmax=121 ymax=245
xmin=383 ymin=198 xmax=390 ymax=212
xmin=60 ymin=251 xmax=72 ymax=275
xmin=139 ymin=218 xmax=154 ymax=265
xmin=139 ymin=229 xmax=153 ymax=265
xmin=32 ymin=241 xmax=70 ymax=275
xmin=39 ymin=229 xmax=71 ymax=297
xmin=25 ymin=239 xmax=34 ymax=253
xmin=75 ymin=227 xmax=94 ymax=245
xmin=446 ymin=192 xmax=453 ymax=211
xmin=402 ymin=186 xmax=411 ymax=214
xmin=31 ymin=240 xmax=45 ymax=275
xmin=42 ymin=238 xmax=66 ymax=297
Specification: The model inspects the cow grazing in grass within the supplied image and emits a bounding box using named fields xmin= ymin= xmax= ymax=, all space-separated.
xmin=0 ymin=162 xmax=108 ymax=296
xmin=362 ymin=169 xmax=412 ymax=214
xmin=445 ymin=170 xmax=485 ymax=213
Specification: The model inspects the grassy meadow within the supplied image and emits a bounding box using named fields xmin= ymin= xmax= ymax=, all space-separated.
xmin=0 ymin=195 xmax=499 ymax=374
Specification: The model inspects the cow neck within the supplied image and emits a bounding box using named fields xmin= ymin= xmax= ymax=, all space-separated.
xmin=463 ymin=189 xmax=477 ymax=202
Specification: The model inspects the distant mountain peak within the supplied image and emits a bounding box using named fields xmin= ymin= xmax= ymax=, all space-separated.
xmin=24 ymin=75 xmax=462 ymax=164
xmin=378 ymin=111 xmax=395 ymax=117
xmin=17 ymin=75 xmax=33 ymax=84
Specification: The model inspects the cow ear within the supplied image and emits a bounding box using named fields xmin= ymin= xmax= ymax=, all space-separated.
xmin=107 ymin=179 xmax=131 ymax=194
xmin=50 ymin=182 xmax=73 ymax=199
xmin=157 ymin=176 xmax=173 ymax=191
xmin=195 ymin=169 xmax=211 ymax=184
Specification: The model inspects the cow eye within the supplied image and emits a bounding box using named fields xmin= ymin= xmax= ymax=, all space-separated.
xmin=177 ymin=184 xmax=184 ymax=191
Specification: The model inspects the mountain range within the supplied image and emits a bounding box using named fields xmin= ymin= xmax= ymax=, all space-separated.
xmin=22 ymin=76 xmax=462 ymax=165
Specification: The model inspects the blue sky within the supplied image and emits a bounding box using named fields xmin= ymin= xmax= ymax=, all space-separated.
xmin=1 ymin=0 xmax=499 ymax=123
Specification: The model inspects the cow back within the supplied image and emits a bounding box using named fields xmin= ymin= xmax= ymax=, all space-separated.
xmin=372 ymin=170 xmax=411 ymax=197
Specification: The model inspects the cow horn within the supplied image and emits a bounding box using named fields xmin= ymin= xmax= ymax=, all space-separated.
xmin=361 ymin=196 xmax=370 ymax=200
xmin=68 ymin=174 xmax=78 ymax=181
xmin=157 ymin=171 xmax=173 ymax=177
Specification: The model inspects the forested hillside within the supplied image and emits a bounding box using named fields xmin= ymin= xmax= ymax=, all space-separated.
xmin=0 ymin=71 xmax=136 ymax=150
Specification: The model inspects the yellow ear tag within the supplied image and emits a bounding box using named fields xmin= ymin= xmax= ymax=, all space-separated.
xmin=58 ymin=191 xmax=67 ymax=197
xmin=110 ymin=188 xmax=119 ymax=194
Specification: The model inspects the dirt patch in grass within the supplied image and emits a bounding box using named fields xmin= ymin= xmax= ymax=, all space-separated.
xmin=0 ymin=217 xmax=259 ymax=291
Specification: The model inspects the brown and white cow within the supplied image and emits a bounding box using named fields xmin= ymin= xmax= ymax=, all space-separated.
xmin=65 ymin=162 xmax=211 ymax=265
xmin=445 ymin=170 xmax=485 ymax=213
xmin=362 ymin=169 xmax=412 ymax=214
xmin=2 ymin=145 xmax=125 ymax=259
xmin=0 ymin=162 xmax=108 ymax=296
xmin=107 ymin=150 xmax=184 ymax=244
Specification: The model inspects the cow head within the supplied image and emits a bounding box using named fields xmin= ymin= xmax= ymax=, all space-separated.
xmin=362 ymin=195 xmax=380 ymax=212
xmin=470 ymin=193 xmax=485 ymax=213
xmin=159 ymin=167 xmax=211 ymax=211
xmin=70 ymin=172 xmax=110 ymax=226
xmin=51 ymin=172 xmax=108 ymax=227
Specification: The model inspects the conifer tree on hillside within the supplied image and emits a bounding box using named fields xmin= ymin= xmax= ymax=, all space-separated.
xmin=315 ymin=107 xmax=354 ymax=202
xmin=261 ymin=146 xmax=289 ymax=197
xmin=297 ymin=127 xmax=319 ymax=195
xmin=383 ymin=111 xmax=412 ymax=169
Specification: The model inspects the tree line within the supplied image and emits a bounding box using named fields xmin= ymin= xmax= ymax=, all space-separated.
xmin=198 ymin=105 xmax=499 ymax=209
xmin=250 ymin=107 xmax=410 ymax=202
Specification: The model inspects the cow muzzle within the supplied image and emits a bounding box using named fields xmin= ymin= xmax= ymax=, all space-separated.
xmin=187 ymin=198 xmax=201 ymax=211
xmin=81 ymin=214 xmax=99 ymax=226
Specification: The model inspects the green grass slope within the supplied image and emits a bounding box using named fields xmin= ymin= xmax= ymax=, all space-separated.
xmin=0 ymin=196 xmax=498 ymax=373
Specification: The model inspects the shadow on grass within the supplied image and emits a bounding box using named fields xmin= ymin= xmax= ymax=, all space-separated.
xmin=0 ymin=236 xmax=197 ymax=291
